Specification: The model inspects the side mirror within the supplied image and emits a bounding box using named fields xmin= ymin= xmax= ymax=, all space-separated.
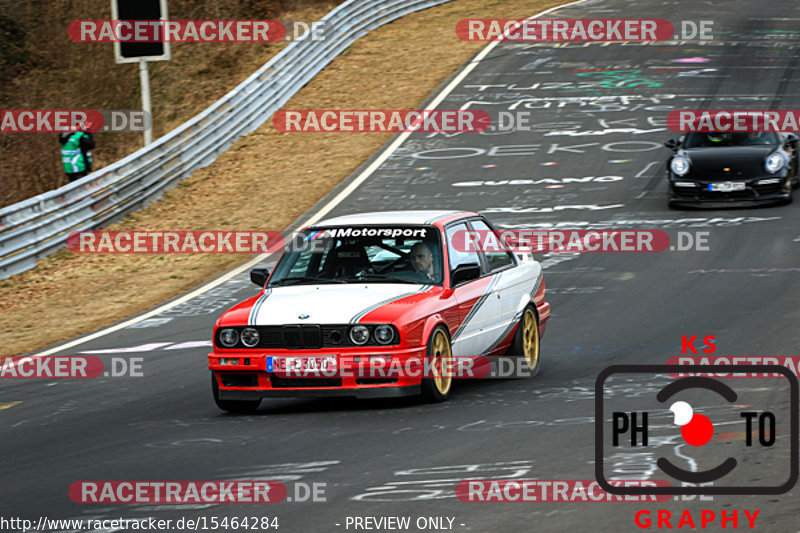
xmin=250 ymin=268 xmax=270 ymax=287
xmin=785 ymin=133 xmax=799 ymax=145
xmin=451 ymin=263 xmax=481 ymax=286
xmin=664 ymin=138 xmax=679 ymax=151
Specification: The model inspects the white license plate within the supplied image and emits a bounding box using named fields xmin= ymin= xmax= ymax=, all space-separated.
xmin=708 ymin=182 xmax=746 ymax=192
xmin=267 ymin=355 xmax=337 ymax=376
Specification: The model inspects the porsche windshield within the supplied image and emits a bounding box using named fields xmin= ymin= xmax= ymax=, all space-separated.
xmin=268 ymin=226 xmax=444 ymax=286
xmin=683 ymin=132 xmax=780 ymax=148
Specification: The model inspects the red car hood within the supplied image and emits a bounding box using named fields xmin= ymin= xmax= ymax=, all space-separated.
xmin=226 ymin=283 xmax=435 ymax=326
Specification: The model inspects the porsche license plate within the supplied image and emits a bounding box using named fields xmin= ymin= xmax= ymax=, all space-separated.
xmin=708 ymin=182 xmax=746 ymax=192
xmin=267 ymin=355 xmax=337 ymax=376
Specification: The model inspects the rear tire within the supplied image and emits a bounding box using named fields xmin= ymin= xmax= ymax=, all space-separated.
xmin=211 ymin=373 xmax=261 ymax=414
xmin=508 ymin=306 xmax=541 ymax=378
xmin=420 ymin=326 xmax=453 ymax=402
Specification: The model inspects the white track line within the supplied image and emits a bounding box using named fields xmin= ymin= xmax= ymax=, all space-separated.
xmin=31 ymin=0 xmax=588 ymax=358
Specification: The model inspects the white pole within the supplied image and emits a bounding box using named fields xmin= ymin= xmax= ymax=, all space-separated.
xmin=139 ymin=59 xmax=153 ymax=146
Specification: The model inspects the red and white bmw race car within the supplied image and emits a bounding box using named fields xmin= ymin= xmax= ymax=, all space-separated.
xmin=208 ymin=211 xmax=550 ymax=412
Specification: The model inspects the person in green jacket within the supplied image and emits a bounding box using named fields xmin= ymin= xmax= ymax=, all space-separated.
xmin=59 ymin=122 xmax=95 ymax=182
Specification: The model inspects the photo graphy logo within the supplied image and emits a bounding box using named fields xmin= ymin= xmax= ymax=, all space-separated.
xmin=595 ymin=365 xmax=798 ymax=495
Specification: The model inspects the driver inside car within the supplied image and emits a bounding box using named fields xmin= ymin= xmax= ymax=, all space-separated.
xmin=409 ymin=242 xmax=435 ymax=281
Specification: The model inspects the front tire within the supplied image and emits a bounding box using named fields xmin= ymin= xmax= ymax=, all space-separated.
xmin=211 ymin=373 xmax=261 ymax=414
xmin=508 ymin=306 xmax=541 ymax=378
xmin=420 ymin=325 xmax=453 ymax=402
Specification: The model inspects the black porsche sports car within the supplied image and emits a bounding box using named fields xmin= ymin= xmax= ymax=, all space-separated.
xmin=665 ymin=132 xmax=799 ymax=207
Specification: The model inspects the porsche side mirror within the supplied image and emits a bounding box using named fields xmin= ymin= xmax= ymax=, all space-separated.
xmin=250 ymin=268 xmax=270 ymax=287
xmin=664 ymin=138 xmax=679 ymax=151
xmin=451 ymin=263 xmax=481 ymax=286
xmin=785 ymin=133 xmax=799 ymax=145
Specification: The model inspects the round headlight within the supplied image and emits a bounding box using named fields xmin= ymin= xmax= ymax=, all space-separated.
xmin=374 ymin=325 xmax=395 ymax=345
xmin=765 ymin=152 xmax=785 ymax=173
xmin=670 ymin=155 xmax=690 ymax=176
xmin=219 ymin=328 xmax=239 ymax=348
xmin=240 ymin=327 xmax=260 ymax=347
xmin=349 ymin=325 xmax=370 ymax=345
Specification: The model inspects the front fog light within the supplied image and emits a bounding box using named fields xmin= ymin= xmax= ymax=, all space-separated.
xmin=219 ymin=358 xmax=240 ymax=366
xmin=219 ymin=328 xmax=239 ymax=347
xmin=350 ymin=325 xmax=370 ymax=345
xmin=374 ymin=325 xmax=395 ymax=344
xmin=674 ymin=181 xmax=697 ymax=188
xmin=756 ymin=178 xmax=781 ymax=185
xmin=241 ymin=327 xmax=260 ymax=347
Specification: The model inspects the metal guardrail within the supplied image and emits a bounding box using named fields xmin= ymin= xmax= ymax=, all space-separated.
xmin=0 ymin=0 xmax=454 ymax=279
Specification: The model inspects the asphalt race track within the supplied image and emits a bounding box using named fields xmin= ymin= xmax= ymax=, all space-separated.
xmin=4 ymin=0 xmax=800 ymax=531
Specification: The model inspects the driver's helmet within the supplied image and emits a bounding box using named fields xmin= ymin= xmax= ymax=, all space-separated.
xmin=706 ymin=131 xmax=725 ymax=143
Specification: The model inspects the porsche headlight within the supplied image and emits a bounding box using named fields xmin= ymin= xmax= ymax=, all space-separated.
xmin=374 ymin=325 xmax=395 ymax=345
xmin=670 ymin=155 xmax=690 ymax=177
xmin=349 ymin=325 xmax=370 ymax=345
xmin=240 ymin=327 xmax=260 ymax=348
xmin=219 ymin=328 xmax=239 ymax=348
xmin=765 ymin=152 xmax=786 ymax=173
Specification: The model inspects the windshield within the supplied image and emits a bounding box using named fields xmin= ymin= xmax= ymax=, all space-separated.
xmin=683 ymin=132 xmax=780 ymax=148
xmin=268 ymin=226 xmax=443 ymax=286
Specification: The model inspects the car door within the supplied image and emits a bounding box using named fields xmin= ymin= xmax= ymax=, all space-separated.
xmin=466 ymin=217 xmax=521 ymax=349
xmin=445 ymin=221 xmax=501 ymax=357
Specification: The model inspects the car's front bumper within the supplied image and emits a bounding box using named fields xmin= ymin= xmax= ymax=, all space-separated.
xmin=217 ymin=383 xmax=421 ymax=399
xmin=668 ymin=175 xmax=792 ymax=206
xmin=209 ymin=345 xmax=428 ymax=398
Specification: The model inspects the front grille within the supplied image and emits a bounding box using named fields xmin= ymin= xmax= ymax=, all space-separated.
xmin=673 ymin=182 xmax=758 ymax=201
xmin=255 ymin=325 xmax=395 ymax=348
xmin=257 ymin=327 xmax=283 ymax=347
xmin=753 ymin=182 xmax=784 ymax=195
xmin=698 ymin=189 xmax=754 ymax=200
xmin=270 ymin=375 xmax=343 ymax=388
xmin=217 ymin=324 xmax=400 ymax=349
xmin=323 ymin=326 xmax=349 ymax=346
xmin=355 ymin=377 xmax=398 ymax=385
xmin=282 ymin=325 xmax=322 ymax=349
xmin=248 ymin=325 xmax=322 ymax=349
xmin=220 ymin=373 xmax=259 ymax=387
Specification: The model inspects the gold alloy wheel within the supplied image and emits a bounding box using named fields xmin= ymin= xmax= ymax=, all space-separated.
xmin=431 ymin=329 xmax=453 ymax=395
xmin=522 ymin=308 xmax=540 ymax=370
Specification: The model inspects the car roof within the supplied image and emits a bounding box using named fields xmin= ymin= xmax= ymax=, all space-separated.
xmin=312 ymin=210 xmax=476 ymax=227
